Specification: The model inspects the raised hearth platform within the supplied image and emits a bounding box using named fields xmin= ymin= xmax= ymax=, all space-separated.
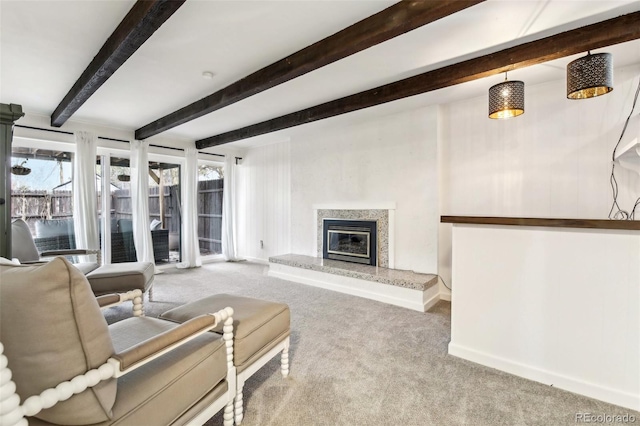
xmin=268 ymin=254 xmax=440 ymax=312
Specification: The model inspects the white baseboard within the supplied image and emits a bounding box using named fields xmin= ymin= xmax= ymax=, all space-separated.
xmin=201 ymin=255 xmax=225 ymax=265
xmin=439 ymin=292 xmax=451 ymax=302
xmin=423 ymin=291 xmax=441 ymax=312
xmin=201 ymin=256 xmax=269 ymax=265
xmin=268 ymin=263 xmax=439 ymax=312
xmin=241 ymin=256 xmax=270 ymax=265
xmin=448 ymin=342 xmax=640 ymax=411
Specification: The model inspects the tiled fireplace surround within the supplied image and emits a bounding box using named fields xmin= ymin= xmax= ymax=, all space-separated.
xmin=268 ymin=204 xmax=440 ymax=312
xmin=316 ymin=208 xmax=391 ymax=268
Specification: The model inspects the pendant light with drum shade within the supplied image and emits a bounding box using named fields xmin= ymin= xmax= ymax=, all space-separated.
xmin=488 ymin=72 xmax=525 ymax=119
xmin=566 ymin=51 xmax=613 ymax=99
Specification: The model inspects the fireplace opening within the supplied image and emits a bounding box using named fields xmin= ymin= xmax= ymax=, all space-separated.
xmin=322 ymin=219 xmax=377 ymax=266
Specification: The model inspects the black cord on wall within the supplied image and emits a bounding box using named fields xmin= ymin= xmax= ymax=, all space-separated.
xmin=608 ymin=77 xmax=640 ymax=221
xmin=438 ymin=275 xmax=452 ymax=291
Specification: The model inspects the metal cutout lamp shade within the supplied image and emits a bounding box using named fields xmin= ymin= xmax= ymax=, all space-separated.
xmin=567 ymin=52 xmax=613 ymax=99
xmin=488 ymin=79 xmax=524 ymax=119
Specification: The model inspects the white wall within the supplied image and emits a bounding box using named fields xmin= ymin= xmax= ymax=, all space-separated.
xmin=236 ymin=64 xmax=639 ymax=289
xmin=291 ymin=105 xmax=439 ymax=273
xmin=449 ymin=224 xmax=640 ymax=410
xmin=441 ymin=65 xmax=640 ymax=218
xmin=439 ymin=64 xmax=640 ymax=289
xmin=236 ymin=140 xmax=291 ymax=262
xmin=237 ymin=105 xmax=440 ymax=274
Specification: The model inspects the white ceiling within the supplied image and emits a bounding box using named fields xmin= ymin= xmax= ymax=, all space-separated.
xmin=1 ymin=0 xmax=640 ymax=150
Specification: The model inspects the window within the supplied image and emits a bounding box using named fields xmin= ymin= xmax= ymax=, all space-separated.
xmin=149 ymin=161 xmax=181 ymax=263
xmin=10 ymin=147 xmax=76 ymax=252
xmin=197 ymin=163 xmax=223 ymax=256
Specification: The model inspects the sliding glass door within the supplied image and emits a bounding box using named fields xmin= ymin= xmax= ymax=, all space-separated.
xmin=104 ymin=156 xmax=181 ymax=264
xmin=11 ymin=144 xmax=188 ymax=266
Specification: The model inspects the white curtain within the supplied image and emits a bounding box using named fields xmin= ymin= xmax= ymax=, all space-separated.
xmin=177 ymin=147 xmax=202 ymax=269
xmin=222 ymin=155 xmax=241 ymax=261
xmin=73 ymin=131 xmax=99 ymax=262
xmin=130 ymin=140 xmax=156 ymax=270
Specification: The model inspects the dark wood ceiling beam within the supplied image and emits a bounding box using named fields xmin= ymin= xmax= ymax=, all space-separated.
xmin=51 ymin=0 xmax=186 ymax=127
xmin=196 ymin=11 xmax=640 ymax=149
xmin=135 ymin=0 xmax=486 ymax=140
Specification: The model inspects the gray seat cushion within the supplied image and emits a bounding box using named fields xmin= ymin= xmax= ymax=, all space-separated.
xmin=75 ymin=261 xmax=100 ymax=275
xmin=160 ymin=294 xmax=290 ymax=371
xmin=102 ymin=317 xmax=228 ymax=426
xmin=26 ymin=317 xmax=229 ymax=426
xmin=86 ymin=262 xmax=154 ymax=296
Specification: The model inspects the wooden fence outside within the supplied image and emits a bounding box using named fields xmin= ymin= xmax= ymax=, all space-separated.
xmin=10 ymin=190 xmax=74 ymax=222
xmin=10 ymin=178 xmax=224 ymax=255
xmin=197 ymin=179 xmax=223 ymax=255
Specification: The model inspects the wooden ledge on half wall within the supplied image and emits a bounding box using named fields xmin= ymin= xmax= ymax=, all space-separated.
xmin=440 ymin=216 xmax=640 ymax=231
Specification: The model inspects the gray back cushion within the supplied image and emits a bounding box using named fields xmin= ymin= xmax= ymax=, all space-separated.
xmin=10 ymin=219 xmax=40 ymax=262
xmin=117 ymin=219 xmax=133 ymax=233
xmin=34 ymin=218 xmax=74 ymax=238
xmin=0 ymin=257 xmax=116 ymax=424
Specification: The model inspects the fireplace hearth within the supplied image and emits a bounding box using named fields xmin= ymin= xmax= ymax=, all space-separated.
xmin=322 ymin=219 xmax=377 ymax=266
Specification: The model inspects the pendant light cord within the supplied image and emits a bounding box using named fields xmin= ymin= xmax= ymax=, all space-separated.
xmin=608 ymin=77 xmax=640 ymax=220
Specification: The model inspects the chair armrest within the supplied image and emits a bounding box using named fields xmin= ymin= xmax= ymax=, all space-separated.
xmin=0 ymin=342 xmax=117 ymax=425
xmin=0 ymin=307 xmax=234 ymax=425
xmin=110 ymin=307 xmax=234 ymax=375
xmin=40 ymin=248 xmax=99 ymax=257
xmin=96 ymin=289 xmax=144 ymax=316
xmin=96 ymin=294 xmax=121 ymax=308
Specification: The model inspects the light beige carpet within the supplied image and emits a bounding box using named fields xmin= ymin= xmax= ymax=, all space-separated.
xmin=103 ymin=261 xmax=638 ymax=426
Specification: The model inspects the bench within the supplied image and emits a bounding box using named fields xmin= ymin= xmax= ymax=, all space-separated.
xmin=160 ymin=294 xmax=291 ymax=425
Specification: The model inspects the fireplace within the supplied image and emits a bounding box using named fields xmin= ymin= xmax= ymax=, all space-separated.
xmin=322 ymin=219 xmax=377 ymax=266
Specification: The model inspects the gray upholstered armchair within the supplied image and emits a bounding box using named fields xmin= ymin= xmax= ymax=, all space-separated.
xmin=0 ymin=258 xmax=236 ymax=426
xmin=11 ymin=218 xmax=101 ymax=272
xmin=11 ymin=219 xmax=155 ymax=308
xmin=26 ymin=217 xmax=170 ymax=264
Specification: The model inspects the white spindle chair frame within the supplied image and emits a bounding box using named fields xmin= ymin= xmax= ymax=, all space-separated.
xmin=0 ymin=307 xmax=236 ymax=426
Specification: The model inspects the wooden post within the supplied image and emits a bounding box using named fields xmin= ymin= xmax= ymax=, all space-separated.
xmin=0 ymin=104 xmax=25 ymax=259
xmin=148 ymin=168 xmax=162 ymax=227
xmin=158 ymin=166 xmax=165 ymax=228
